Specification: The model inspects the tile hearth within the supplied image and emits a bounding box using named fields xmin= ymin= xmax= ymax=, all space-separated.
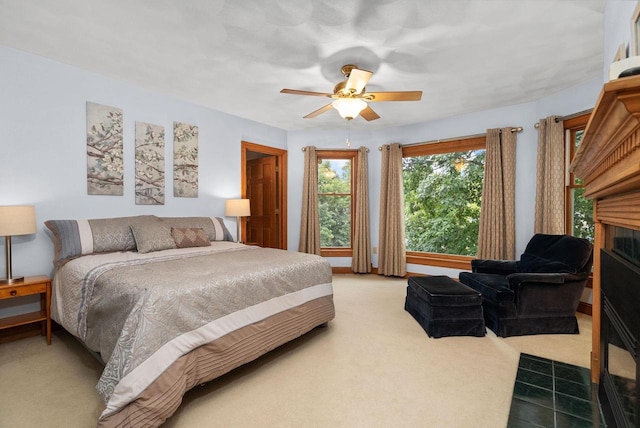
xmin=507 ymin=353 xmax=605 ymax=427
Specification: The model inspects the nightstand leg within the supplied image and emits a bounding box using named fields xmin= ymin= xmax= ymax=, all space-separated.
xmin=45 ymin=281 xmax=51 ymax=345
xmin=40 ymin=293 xmax=46 ymax=336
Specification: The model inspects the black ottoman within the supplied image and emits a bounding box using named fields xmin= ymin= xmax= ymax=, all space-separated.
xmin=405 ymin=275 xmax=485 ymax=338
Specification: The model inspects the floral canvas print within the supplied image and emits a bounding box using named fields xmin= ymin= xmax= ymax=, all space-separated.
xmin=135 ymin=122 xmax=165 ymax=205
xmin=173 ymin=122 xmax=199 ymax=197
xmin=86 ymin=102 xmax=123 ymax=195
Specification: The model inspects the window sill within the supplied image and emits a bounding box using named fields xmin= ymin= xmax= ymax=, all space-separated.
xmin=321 ymin=248 xmax=352 ymax=257
xmin=406 ymin=252 xmax=473 ymax=270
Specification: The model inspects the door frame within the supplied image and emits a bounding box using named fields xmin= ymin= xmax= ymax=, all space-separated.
xmin=241 ymin=141 xmax=288 ymax=249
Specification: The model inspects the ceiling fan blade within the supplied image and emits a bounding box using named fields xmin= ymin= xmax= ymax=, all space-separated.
xmin=345 ymin=68 xmax=373 ymax=94
xmin=365 ymin=91 xmax=422 ymax=102
xmin=280 ymin=89 xmax=332 ymax=97
xmin=303 ymin=103 xmax=334 ymax=119
xmin=359 ymin=105 xmax=380 ymax=121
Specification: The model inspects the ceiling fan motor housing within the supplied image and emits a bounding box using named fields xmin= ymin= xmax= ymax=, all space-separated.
xmin=340 ymin=64 xmax=357 ymax=77
xmin=334 ymin=80 xmax=362 ymax=97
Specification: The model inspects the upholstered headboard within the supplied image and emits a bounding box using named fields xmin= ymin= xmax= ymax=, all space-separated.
xmin=45 ymin=215 xmax=232 ymax=267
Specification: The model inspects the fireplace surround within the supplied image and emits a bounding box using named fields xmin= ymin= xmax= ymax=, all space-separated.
xmin=571 ymin=74 xmax=640 ymax=427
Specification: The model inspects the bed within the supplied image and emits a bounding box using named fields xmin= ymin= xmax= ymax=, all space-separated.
xmin=45 ymin=215 xmax=334 ymax=427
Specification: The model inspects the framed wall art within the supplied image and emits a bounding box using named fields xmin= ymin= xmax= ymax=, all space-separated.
xmin=173 ymin=122 xmax=199 ymax=198
xmin=86 ymin=102 xmax=124 ymax=195
xmin=135 ymin=121 xmax=165 ymax=205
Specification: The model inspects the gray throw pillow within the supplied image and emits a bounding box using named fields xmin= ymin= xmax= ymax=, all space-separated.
xmin=129 ymin=215 xmax=177 ymax=254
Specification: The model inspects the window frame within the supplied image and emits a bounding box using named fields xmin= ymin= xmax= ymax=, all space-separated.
xmin=316 ymin=149 xmax=358 ymax=257
xmin=403 ymin=136 xmax=486 ymax=269
xmin=564 ymin=113 xmax=591 ymax=235
xmin=564 ymin=113 xmax=593 ymax=313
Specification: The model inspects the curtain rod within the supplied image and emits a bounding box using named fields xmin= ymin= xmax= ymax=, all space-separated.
xmin=301 ymin=147 xmax=369 ymax=152
xmin=376 ymin=127 xmax=523 ymax=151
xmin=534 ymin=109 xmax=593 ymax=128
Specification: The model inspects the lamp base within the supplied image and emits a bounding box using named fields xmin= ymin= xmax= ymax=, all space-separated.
xmin=0 ymin=276 xmax=24 ymax=284
xmin=236 ymin=215 xmax=243 ymax=244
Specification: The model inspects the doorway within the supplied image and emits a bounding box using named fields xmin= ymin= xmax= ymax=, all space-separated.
xmin=241 ymin=141 xmax=287 ymax=249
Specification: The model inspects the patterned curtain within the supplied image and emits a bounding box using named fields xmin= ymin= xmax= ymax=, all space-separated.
xmin=298 ymin=146 xmax=321 ymax=255
xmin=352 ymin=147 xmax=371 ymax=273
xmin=477 ymin=128 xmax=517 ymax=260
xmin=534 ymin=116 xmax=565 ymax=234
xmin=378 ymin=143 xmax=407 ymax=277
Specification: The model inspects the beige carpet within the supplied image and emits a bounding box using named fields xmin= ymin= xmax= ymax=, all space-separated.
xmin=0 ymin=274 xmax=593 ymax=428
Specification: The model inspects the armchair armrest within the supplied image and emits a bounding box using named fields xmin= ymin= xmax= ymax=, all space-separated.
xmin=471 ymin=259 xmax=517 ymax=275
xmin=506 ymin=272 xmax=566 ymax=288
xmin=506 ymin=272 xmax=589 ymax=288
xmin=507 ymin=272 xmax=587 ymax=317
xmin=562 ymin=272 xmax=589 ymax=282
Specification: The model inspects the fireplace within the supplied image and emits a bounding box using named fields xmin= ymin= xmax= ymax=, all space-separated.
xmin=570 ymin=75 xmax=640 ymax=426
xmin=600 ymin=228 xmax=640 ymax=427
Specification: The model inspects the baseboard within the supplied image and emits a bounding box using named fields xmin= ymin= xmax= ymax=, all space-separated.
xmin=331 ymin=266 xmax=380 ymax=274
xmin=0 ymin=323 xmax=42 ymax=344
xmin=331 ymin=267 xmax=425 ymax=279
xmin=331 ymin=267 xmax=436 ymax=278
xmin=577 ymin=301 xmax=592 ymax=316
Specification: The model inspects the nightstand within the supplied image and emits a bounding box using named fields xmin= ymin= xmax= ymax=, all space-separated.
xmin=0 ymin=275 xmax=51 ymax=345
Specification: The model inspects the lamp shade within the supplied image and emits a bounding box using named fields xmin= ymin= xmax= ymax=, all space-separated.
xmin=225 ymin=199 xmax=251 ymax=217
xmin=332 ymin=98 xmax=367 ymax=120
xmin=0 ymin=205 xmax=36 ymax=236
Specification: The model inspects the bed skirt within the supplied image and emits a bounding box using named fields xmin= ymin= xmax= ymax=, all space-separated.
xmin=98 ymin=295 xmax=335 ymax=427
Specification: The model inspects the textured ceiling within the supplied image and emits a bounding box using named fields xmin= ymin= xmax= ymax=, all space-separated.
xmin=0 ymin=0 xmax=604 ymax=131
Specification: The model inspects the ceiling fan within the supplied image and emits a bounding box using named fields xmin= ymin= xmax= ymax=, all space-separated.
xmin=280 ymin=64 xmax=422 ymax=121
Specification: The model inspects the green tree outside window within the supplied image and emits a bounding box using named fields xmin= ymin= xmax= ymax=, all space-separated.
xmin=569 ymin=129 xmax=594 ymax=242
xmin=318 ymin=159 xmax=352 ymax=248
xmin=403 ymin=149 xmax=485 ymax=256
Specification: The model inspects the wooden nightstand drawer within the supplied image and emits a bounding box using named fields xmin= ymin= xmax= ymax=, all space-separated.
xmin=0 ymin=283 xmax=47 ymax=299
xmin=0 ymin=276 xmax=51 ymax=345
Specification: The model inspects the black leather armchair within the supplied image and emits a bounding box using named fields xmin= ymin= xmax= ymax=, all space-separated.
xmin=459 ymin=234 xmax=593 ymax=337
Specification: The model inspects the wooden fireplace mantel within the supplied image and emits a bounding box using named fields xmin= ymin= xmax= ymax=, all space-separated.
xmin=571 ymin=74 xmax=640 ymax=383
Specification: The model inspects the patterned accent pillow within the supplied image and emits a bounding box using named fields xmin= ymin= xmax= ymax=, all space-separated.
xmin=129 ymin=215 xmax=177 ymax=254
xmin=161 ymin=217 xmax=233 ymax=241
xmin=171 ymin=227 xmax=211 ymax=248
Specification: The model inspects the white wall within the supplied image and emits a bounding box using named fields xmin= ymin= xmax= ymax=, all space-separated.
xmin=604 ymin=0 xmax=639 ymax=80
xmin=287 ymin=78 xmax=601 ymax=276
xmin=0 ymin=45 xmax=286 ymax=316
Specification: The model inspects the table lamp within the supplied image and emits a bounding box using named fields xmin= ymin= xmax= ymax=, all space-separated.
xmin=225 ymin=199 xmax=250 ymax=243
xmin=0 ymin=205 xmax=36 ymax=284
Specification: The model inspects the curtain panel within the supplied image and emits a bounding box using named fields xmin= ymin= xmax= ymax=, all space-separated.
xmin=477 ymin=128 xmax=517 ymax=260
xmin=352 ymin=147 xmax=371 ymax=273
xmin=298 ymin=146 xmax=321 ymax=255
xmin=534 ymin=116 xmax=565 ymax=234
xmin=378 ymin=143 xmax=407 ymax=277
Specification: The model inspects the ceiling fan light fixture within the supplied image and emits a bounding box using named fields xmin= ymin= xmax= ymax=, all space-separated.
xmin=332 ymin=98 xmax=367 ymax=120
xmin=281 ymin=64 xmax=419 ymax=121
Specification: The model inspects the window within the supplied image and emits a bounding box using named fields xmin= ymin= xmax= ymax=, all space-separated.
xmin=565 ymin=114 xmax=594 ymax=242
xmin=317 ymin=150 xmax=357 ymax=256
xmin=402 ymin=137 xmax=486 ymax=268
